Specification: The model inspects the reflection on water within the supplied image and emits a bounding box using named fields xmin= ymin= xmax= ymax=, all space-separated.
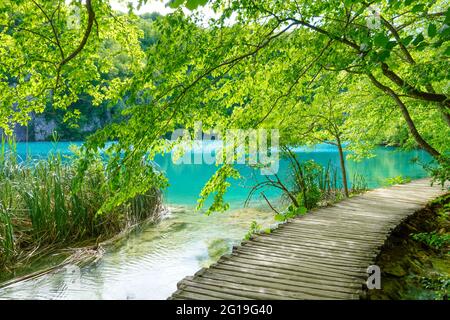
xmin=0 ymin=142 xmax=432 ymax=299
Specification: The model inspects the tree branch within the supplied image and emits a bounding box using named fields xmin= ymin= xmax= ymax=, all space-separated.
xmin=380 ymin=62 xmax=450 ymax=108
xmin=55 ymin=0 xmax=96 ymax=90
xmin=380 ymin=15 xmax=415 ymax=64
xmin=367 ymin=73 xmax=441 ymax=158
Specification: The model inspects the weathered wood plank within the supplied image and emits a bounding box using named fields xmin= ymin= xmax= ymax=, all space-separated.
xmin=204 ymin=265 xmax=363 ymax=290
xmin=239 ymin=241 xmax=373 ymax=264
xmin=196 ymin=271 xmax=355 ymax=299
xmin=213 ymin=260 xmax=364 ymax=289
xmin=238 ymin=242 xmax=373 ymax=267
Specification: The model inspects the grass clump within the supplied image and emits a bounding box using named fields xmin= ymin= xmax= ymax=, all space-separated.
xmin=0 ymin=139 xmax=163 ymax=275
xmin=384 ymin=175 xmax=412 ymax=186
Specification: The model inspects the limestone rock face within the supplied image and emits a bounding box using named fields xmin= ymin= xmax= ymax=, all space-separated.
xmin=33 ymin=115 xmax=57 ymax=141
xmin=5 ymin=113 xmax=105 ymax=141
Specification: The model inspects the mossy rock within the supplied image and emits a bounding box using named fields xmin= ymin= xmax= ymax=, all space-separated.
xmin=384 ymin=264 xmax=407 ymax=277
xmin=430 ymin=258 xmax=450 ymax=274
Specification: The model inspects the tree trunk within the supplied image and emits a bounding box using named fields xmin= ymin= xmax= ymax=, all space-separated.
xmin=367 ymin=74 xmax=441 ymax=158
xmin=336 ymin=135 xmax=349 ymax=198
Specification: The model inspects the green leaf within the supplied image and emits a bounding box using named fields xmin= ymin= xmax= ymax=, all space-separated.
xmin=412 ymin=33 xmax=424 ymax=46
xmin=374 ymin=33 xmax=389 ymax=48
xmin=401 ymin=35 xmax=414 ymax=46
xmin=411 ymin=4 xmax=425 ymax=13
xmin=445 ymin=8 xmax=450 ymax=24
xmin=428 ymin=23 xmax=437 ymax=38
xmin=444 ymin=46 xmax=450 ymax=56
xmin=416 ymin=41 xmax=428 ymax=51
xmin=386 ymin=41 xmax=397 ymax=50
xmin=185 ymin=0 xmax=208 ymax=10
xmin=440 ymin=26 xmax=450 ymax=38
xmin=167 ymin=0 xmax=184 ymax=9
xmin=378 ymin=50 xmax=391 ymax=61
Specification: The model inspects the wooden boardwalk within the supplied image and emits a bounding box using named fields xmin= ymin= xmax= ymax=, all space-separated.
xmin=169 ymin=178 xmax=447 ymax=300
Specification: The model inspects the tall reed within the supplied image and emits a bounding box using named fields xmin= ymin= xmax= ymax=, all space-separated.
xmin=0 ymin=139 xmax=163 ymax=271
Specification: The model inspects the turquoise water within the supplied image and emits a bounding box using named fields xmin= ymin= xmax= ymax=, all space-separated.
xmin=0 ymin=141 xmax=432 ymax=299
xmin=10 ymin=141 xmax=431 ymax=207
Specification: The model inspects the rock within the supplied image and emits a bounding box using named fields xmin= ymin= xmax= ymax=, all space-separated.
xmin=430 ymin=258 xmax=450 ymax=274
xmin=33 ymin=115 xmax=57 ymax=141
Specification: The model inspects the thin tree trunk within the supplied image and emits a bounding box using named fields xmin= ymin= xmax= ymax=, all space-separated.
xmin=367 ymin=74 xmax=441 ymax=158
xmin=336 ymin=135 xmax=349 ymax=198
xmin=426 ymin=84 xmax=450 ymax=127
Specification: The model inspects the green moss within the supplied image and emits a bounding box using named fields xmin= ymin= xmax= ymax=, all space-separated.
xmin=367 ymin=194 xmax=450 ymax=300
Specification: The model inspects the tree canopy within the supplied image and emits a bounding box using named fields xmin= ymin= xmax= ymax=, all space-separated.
xmin=1 ymin=0 xmax=449 ymax=213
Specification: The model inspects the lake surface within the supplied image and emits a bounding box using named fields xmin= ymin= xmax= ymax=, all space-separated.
xmin=9 ymin=141 xmax=431 ymax=205
xmin=0 ymin=142 xmax=431 ymax=299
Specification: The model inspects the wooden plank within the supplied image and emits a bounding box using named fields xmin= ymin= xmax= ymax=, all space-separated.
xmin=179 ymin=279 xmax=298 ymax=300
xmin=229 ymin=252 xmax=366 ymax=279
xmin=238 ymin=242 xmax=372 ymax=267
xmin=220 ymin=254 xmax=366 ymax=280
xmin=240 ymin=240 xmax=374 ymax=263
xmin=170 ymin=290 xmax=222 ymax=300
xmin=277 ymin=226 xmax=385 ymax=243
xmin=175 ymin=284 xmax=252 ymax=300
xmin=214 ymin=260 xmax=364 ymax=289
xmin=253 ymin=234 xmax=378 ymax=256
xmin=282 ymin=222 xmax=389 ymax=237
xmin=269 ymin=229 xmax=384 ymax=247
xmin=206 ymin=264 xmax=363 ymax=290
xmin=197 ymin=271 xmax=354 ymax=299
xmin=232 ymin=248 xmax=366 ymax=274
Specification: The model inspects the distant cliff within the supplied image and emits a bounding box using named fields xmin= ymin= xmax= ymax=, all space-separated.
xmin=7 ymin=105 xmax=113 ymax=142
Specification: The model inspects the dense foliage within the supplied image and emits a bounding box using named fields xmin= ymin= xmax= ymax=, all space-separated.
xmin=0 ymin=0 xmax=449 ymax=214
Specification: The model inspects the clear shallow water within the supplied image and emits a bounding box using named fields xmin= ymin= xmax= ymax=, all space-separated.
xmin=0 ymin=142 xmax=431 ymax=299
xmin=0 ymin=206 xmax=273 ymax=299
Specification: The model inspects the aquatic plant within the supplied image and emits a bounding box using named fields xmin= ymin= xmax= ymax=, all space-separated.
xmin=350 ymin=173 xmax=369 ymax=194
xmin=245 ymin=147 xmax=368 ymax=219
xmin=0 ymin=139 xmax=163 ymax=272
xmin=274 ymin=205 xmax=307 ymax=222
xmin=384 ymin=175 xmax=412 ymax=186
xmin=244 ymin=221 xmax=262 ymax=240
